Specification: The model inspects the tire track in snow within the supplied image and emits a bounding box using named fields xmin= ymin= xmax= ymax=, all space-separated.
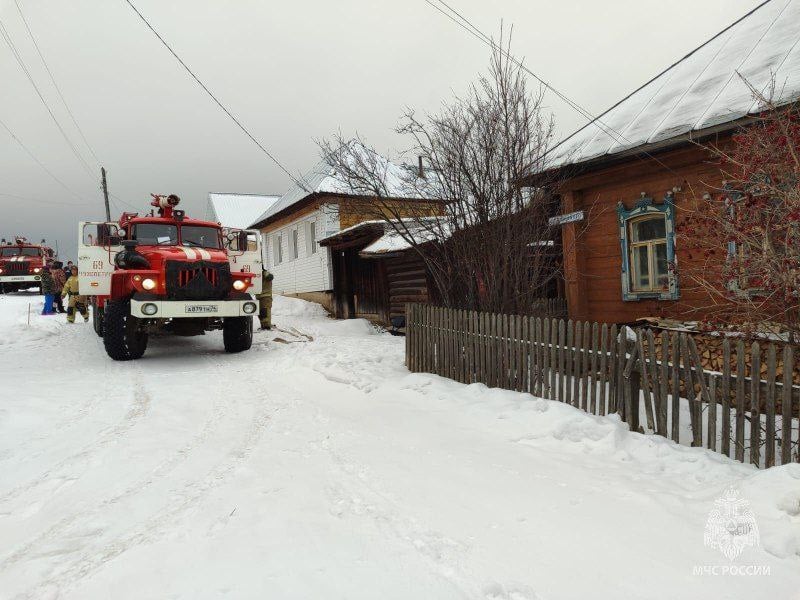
xmin=323 ymin=444 xmax=479 ymax=598
xmin=0 ymin=384 xmax=231 ymax=571
xmin=0 ymin=372 xmax=151 ymax=510
xmin=19 ymin=387 xmax=277 ymax=599
xmin=324 ymin=439 xmax=540 ymax=600
xmin=0 ymin=391 xmax=103 ymax=467
xmin=286 ymin=353 xmax=537 ymax=600
xmin=0 ymin=349 xmax=240 ymax=571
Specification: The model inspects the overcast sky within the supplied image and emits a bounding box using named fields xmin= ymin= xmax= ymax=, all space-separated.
xmin=1 ymin=0 xmax=760 ymax=258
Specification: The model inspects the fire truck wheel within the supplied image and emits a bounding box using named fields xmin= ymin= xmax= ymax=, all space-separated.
xmin=223 ymin=316 xmax=252 ymax=353
xmin=93 ymin=304 xmax=104 ymax=337
xmin=103 ymin=298 xmax=148 ymax=360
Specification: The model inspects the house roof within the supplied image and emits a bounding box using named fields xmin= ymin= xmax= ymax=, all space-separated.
xmin=319 ymin=217 xmax=450 ymax=256
xmin=545 ymin=0 xmax=800 ymax=171
xmin=206 ymin=193 xmax=280 ymax=229
xmin=249 ymin=143 xmax=428 ymax=228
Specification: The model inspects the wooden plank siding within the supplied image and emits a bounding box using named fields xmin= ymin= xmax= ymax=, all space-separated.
xmin=549 ymin=138 xmax=735 ymax=324
xmin=385 ymin=253 xmax=430 ymax=321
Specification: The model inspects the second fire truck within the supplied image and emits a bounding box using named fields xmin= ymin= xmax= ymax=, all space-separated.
xmin=0 ymin=237 xmax=55 ymax=294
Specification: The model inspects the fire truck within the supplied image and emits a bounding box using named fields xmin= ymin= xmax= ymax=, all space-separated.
xmin=78 ymin=194 xmax=262 ymax=360
xmin=0 ymin=237 xmax=55 ymax=293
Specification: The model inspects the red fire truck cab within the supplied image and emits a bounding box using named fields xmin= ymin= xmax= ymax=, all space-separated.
xmin=78 ymin=194 xmax=263 ymax=360
xmin=0 ymin=237 xmax=55 ymax=293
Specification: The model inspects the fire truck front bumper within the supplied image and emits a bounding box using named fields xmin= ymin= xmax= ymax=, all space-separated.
xmin=0 ymin=274 xmax=40 ymax=283
xmin=130 ymin=297 xmax=258 ymax=319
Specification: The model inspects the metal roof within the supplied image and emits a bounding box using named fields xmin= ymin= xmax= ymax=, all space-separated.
xmin=206 ymin=193 xmax=280 ymax=229
xmin=546 ymin=0 xmax=800 ymax=170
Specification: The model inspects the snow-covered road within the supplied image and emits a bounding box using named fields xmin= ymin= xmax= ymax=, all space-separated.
xmin=0 ymin=292 xmax=798 ymax=599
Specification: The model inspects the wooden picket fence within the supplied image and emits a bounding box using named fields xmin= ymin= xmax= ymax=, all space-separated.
xmin=405 ymin=303 xmax=800 ymax=468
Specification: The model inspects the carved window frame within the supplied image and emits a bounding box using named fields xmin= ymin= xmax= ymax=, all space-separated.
xmin=618 ymin=192 xmax=679 ymax=301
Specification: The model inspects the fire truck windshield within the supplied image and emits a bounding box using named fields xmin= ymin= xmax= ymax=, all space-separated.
xmin=1 ymin=247 xmax=40 ymax=257
xmin=132 ymin=223 xmax=178 ymax=246
xmin=181 ymin=225 xmax=221 ymax=249
xmin=131 ymin=223 xmax=220 ymax=249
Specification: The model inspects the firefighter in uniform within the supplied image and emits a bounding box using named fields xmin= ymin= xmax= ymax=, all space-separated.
xmin=62 ymin=265 xmax=89 ymax=323
xmin=256 ymin=268 xmax=274 ymax=330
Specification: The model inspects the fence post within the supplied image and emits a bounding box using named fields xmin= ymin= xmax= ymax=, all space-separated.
xmin=680 ymin=334 xmax=702 ymax=447
xmin=721 ymin=338 xmax=732 ymax=457
xmin=781 ymin=344 xmax=794 ymax=465
xmin=637 ymin=330 xmax=655 ymax=430
xmin=616 ymin=326 xmax=627 ymax=418
xmin=623 ymin=335 xmax=641 ymax=431
xmin=406 ymin=303 xmax=412 ymax=370
xmin=735 ymin=340 xmax=746 ymax=462
xmin=765 ymin=344 xmax=776 ymax=468
xmin=750 ymin=342 xmax=761 ymax=466
xmin=671 ymin=332 xmax=681 ymax=443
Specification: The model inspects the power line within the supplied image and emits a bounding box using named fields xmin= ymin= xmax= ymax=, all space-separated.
xmin=427 ymin=1 xmax=615 ymax=139
xmin=110 ymin=191 xmax=140 ymax=212
xmin=0 ymin=14 xmax=96 ymax=178
xmin=11 ymin=2 xmax=143 ymax=215
xmin=0 ymin=191 xmax=94 ymax=207
xmin=425 ymin=0 xmax=683 ymax=177
xmin=122 ymin=0 xmax=310 ymax=192
xmin=0 ymin=116 xmax=86 ymax=201
xmin=13 ymin=0 xmax=101 ymax=165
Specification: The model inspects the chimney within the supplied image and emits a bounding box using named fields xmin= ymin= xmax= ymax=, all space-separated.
xmin=417 ymin=155 xmax=425 ymax=179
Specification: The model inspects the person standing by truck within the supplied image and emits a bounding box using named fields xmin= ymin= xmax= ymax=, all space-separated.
xmin=51 ymin=261 xmax=67 ymax=313
xmin=39 ymin=265 xmax=56 ymax=315
xmin=62 ymin=261 xmax=74 ymax=281
xmin=61 ymin=265 xmax=89 ymax=323
xmin=256 ymin=267 xmax=274 ymax=330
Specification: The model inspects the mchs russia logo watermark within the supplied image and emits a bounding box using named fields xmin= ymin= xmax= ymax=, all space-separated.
xmin=694 ymin=486 xmax=770 ymax=576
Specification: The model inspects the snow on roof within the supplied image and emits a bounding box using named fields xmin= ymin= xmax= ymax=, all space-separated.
xmin=317 ymin=219 xmax=386 ymax=243
xmin=319 ymin=217 xmax=450 ymax=255
xmin=250 ymin=143 xmax=428 ymax=227
xmin=360 ymin=230 xmax=417 ymax=255
xmin=206 ymin=193 xmax=280 ymax=229
xmin=319 ymin=217 xmax=449 ymax=255
xmin=546 ymin=0 xmax=800 ymax=170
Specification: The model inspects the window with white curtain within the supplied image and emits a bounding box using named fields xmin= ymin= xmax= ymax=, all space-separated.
xmin=273 ymin=234 xmax=283 ymax=265
xmin=307 ymin=220 xmax=317 ymax=255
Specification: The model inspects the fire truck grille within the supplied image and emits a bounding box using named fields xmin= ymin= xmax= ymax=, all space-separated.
xmin=164 ymin=260 xmax=231 ymax=301
xmin=5 ymin=261 xmax=30 ymax=275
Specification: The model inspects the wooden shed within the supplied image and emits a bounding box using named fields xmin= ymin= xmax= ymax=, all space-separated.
xmin=319 ymin=221 xmax=433 ymax=325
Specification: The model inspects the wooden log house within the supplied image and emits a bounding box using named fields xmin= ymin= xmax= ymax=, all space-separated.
xmin=526 ymin=0 xmax=800 ymax=325
xmin=319 ymin=221 xmax=434 ymax=324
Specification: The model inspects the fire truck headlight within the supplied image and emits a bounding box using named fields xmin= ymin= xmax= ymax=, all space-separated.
xmin=242 ymin=302 xmax=257 ymax=314
xmin=141 ymin=277 xmax=156 ymax=291
xmin=141 ymin=303 xmax=158 ymax=316
xmin=0 ymin=268 xmax=4 ymax=274
xmin=33 ymin=267 xmax=41 ymax=273
xmin=232 ymin=280 xmax=247 ymax=291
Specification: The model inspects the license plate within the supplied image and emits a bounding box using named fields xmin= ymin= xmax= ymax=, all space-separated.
xmin=185 ymin=304 xmax=218 ymax=314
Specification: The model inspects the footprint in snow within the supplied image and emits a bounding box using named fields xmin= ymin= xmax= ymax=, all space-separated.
xmin=483 ymin=582 xmax=540 ymax=600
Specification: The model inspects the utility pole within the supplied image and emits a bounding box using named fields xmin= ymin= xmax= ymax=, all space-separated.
xmin=101 ymin=166 xmax=110 ymax=222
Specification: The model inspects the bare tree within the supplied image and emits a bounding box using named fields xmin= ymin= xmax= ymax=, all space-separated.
xmin=680 ymin=90 xmax=800 ymax=339
xmin=319 ymin=35 xmax=561 ymax=313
